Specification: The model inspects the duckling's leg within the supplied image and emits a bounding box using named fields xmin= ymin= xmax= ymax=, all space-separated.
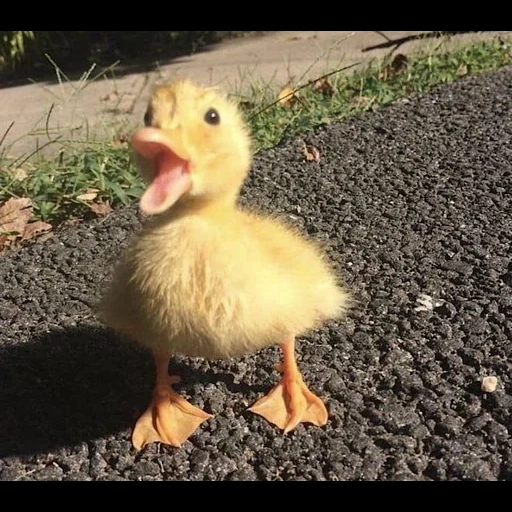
xmin=132 ymin=352 xmax=212 ymax=450
xmin=248 ymin=336 xmax=328 ymax=433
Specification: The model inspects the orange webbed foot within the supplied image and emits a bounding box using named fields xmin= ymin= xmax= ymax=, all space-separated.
xmin=132 ymin=377 xmax=212 ymax=450
xmin=249 ymin=363 xmax=328 ymax=433
xmin=132 ymin=374 xmax=212 ymax=451
xmin=248 ymin=338 xmax=328 ymax=433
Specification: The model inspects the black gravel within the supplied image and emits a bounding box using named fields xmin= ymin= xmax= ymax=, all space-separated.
xmin=1 ymin=67 xmax=511 ymax=481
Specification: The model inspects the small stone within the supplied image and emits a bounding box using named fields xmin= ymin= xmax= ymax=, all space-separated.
xmin=481 ymin=376 xmax=498 ymax=393
xmin=414 ymin=293 xmax=443 ymax=312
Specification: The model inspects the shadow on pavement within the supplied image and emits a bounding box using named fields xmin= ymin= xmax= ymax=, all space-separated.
xmin=0 ymin=326 xmax=151 ymax=457
xmin=0 ymin=324 xmax=268 ymax=458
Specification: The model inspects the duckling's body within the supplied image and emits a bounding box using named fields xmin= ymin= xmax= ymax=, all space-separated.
xmin=101 ymin=205 xmax=347 ymax=360
xmin=98 ymin=79 xmax=350 ymax=450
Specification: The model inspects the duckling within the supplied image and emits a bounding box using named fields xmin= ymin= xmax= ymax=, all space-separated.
xmin=98 ymin=79 xmax=350 ymax=450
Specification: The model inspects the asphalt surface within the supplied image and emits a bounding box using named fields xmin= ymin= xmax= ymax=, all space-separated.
xmin=1 ymin=67 xmax=511 ymax=481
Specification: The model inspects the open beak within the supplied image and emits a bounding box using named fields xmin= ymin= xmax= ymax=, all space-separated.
xmin=131 ymin=127 xmax=192 ymax=215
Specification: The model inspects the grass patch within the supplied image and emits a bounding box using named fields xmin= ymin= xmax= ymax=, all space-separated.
xmin=245 ymin=37 xmax=512 ymax=150
xmin=1 ymin=37 xmax=511 ymax=228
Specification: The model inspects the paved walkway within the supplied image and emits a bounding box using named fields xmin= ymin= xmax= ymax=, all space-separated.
xmin=0 ymin=31 xmax=509 ymax=158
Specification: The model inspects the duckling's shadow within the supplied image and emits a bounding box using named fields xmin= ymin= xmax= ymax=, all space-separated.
xmin=0 ymin=325 xmax=260 ymax=458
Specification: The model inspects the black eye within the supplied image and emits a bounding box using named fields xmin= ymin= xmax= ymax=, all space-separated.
xmin=204 ymin=108 xmax=220 ymax=125
xmin=143 ymin=110 xmax=152 ymax=126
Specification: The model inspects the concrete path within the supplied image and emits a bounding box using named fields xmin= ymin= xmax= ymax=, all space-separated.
xmin=0 ymin=31 xmax=510 ymax=159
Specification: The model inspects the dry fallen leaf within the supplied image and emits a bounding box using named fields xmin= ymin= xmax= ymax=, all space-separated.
xmin=0 ymin=198 xmax=33 ymax=238
xmin=379 ymin=53 xmax=409 ymax=80
xmin=23 ymin=220 xmax=52 ymax=240
xmin=313 ymin=77 xmax=334 ymax=96
xmin=301 ymin=141 xmax=320 ymax=163
xmin=89 ymin=200 xmax=113 ymax=217
xmin=0 ymin=197 xmax=53 ymax=252
xmin=390 ymin=53 xmax=408 ymax=72
xmin=277 ymin=86 xmax=298 ymax=106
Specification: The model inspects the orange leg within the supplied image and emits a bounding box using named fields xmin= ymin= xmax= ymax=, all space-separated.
xmin=132 ymin=353 xmax=212 ymax=451
xmin=248 ymin=336 xmax=328 ymax=433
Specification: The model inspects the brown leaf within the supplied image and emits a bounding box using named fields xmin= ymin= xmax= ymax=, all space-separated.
xmin=301 ymin=141 xmax=320 ymax=162
xmin=379 ymin=53 xmax=409 ymax=81
xmin=390 ymin=53 xmax=408 ymax=72
xmin=0 ymin=197 xmax=52 ymax=252
xmin=23 ymin=221 xmax=52 ymax=241
xmin=313 ymin=77 xmax=334 ymax=96
xmin=89 ymin=200 xmax=113 ymax=217
xmin=0 ymin=197 xmax=33 ymax=238
xmin=277 ymin=86 xmax=298 ymax=107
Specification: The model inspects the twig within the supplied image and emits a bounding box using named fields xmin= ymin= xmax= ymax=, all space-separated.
xmin=374 ymin=31 xmax=392 ymax=42
xmin=362 ymin=31 xmax=480 ymax=53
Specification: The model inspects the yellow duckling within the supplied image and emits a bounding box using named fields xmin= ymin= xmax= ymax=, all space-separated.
xmin=98 ymin=79 xmax=350 ymax=450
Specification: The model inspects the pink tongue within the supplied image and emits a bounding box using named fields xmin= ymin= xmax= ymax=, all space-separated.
xmin=140 ymin=152 xmax=191 ymax=215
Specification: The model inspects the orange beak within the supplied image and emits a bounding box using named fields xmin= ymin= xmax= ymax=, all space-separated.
xmin=131 ymin=127 xmax=192 ymax=215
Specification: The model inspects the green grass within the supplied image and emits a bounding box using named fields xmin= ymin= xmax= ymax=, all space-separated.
xmin=1 ymin=37 xmax=511 ymax=227
xmin=245 ymin=38 xmax=512 ymax=151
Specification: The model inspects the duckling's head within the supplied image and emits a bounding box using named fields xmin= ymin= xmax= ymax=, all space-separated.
xmin=131 ymin=79 xmax=252 ymax=215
